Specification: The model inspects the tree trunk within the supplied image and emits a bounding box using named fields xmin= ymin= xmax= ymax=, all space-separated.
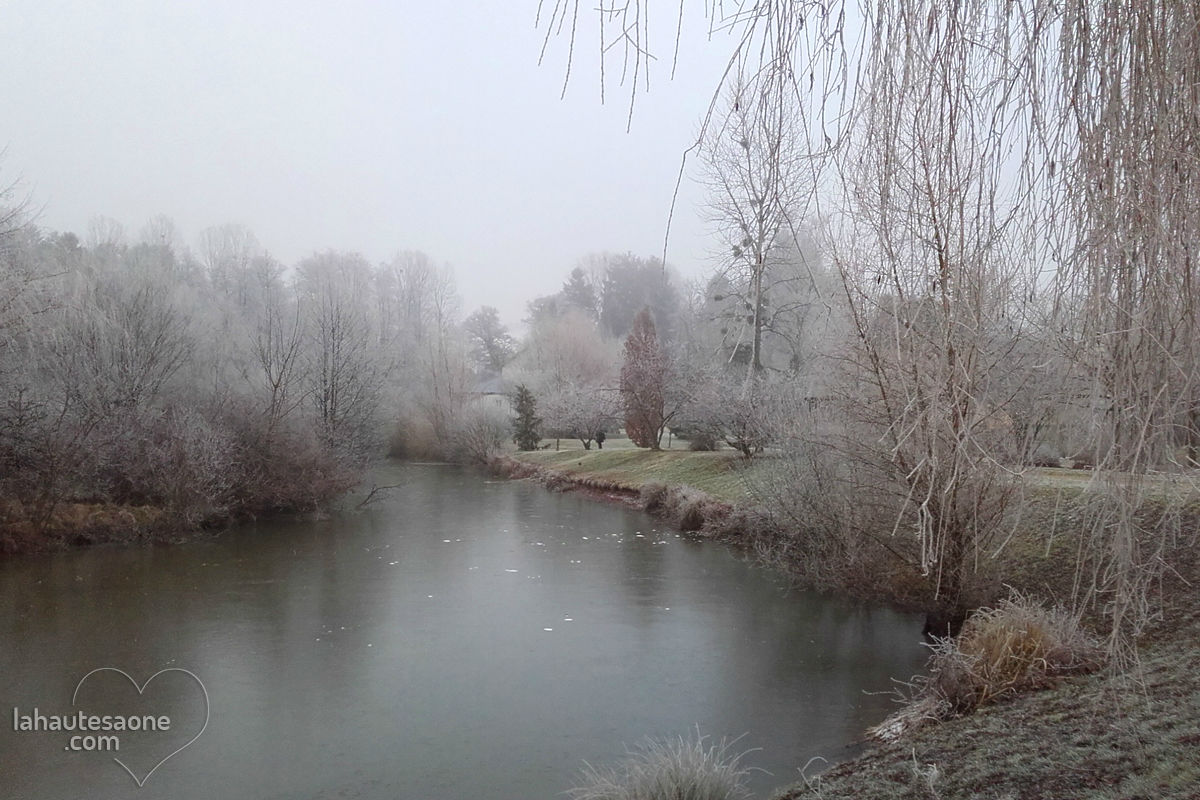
xmin=750 ymin=256 xmax=765 ymax=374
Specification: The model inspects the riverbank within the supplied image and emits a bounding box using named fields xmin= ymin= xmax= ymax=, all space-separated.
xmin=493 ymin=446 xmax=954 ymax=614
xmin=499 ymin=443 xmax=1200 ymax=800
xmin=0 ymin=500 xmax=175 ymax=553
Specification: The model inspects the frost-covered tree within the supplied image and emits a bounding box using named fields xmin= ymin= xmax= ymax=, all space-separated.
xmin=295 ymin=251 xmax=384 ymax=454
xmin=463 ymin=305 xmax=516 ymax=374
xmin=542 ymin=379 xmax=619 ymax=450
xmin=701 ymin=69 xmax=810 ymax=373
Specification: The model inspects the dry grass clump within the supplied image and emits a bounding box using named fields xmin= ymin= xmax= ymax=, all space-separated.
xmin=871 ymin=591 xmax=1102 ymax=740
xmin=709 ymin=505 xmax=777 ymax=545
xmin=488 ymin=455 xmax=542 ymax=480
xmin=645 ymin=485 xmax=731 ymax=533
xmin=640 ymin=482 xmax=671 ymax=513
xmin=673 ymin=489 xmax=715 ymax=532
xmin=0 ymin=499 xmax=170 ymax=553
xmin=941 ymin=593 xmax=1102 ymax=709
xmin=567 ymin=732 xmax=753 ymax=800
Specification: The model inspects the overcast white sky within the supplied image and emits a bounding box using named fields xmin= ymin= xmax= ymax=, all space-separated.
xmin=2 ymin=1 xmax=740 ymax=326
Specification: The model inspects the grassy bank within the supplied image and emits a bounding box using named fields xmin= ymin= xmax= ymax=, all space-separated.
xmin=509 ymin=440 xmax=774 ymax=504
xmin=503 ymin=440 xmax=1200 ymax=800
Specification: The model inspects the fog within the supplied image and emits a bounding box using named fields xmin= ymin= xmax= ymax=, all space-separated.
xmin=5 ymin=4 xmax=1199 ymax=797
xmin=2 ymin=0 xmax=736 ymax=326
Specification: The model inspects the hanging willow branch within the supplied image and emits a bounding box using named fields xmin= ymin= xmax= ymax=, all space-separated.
xmin=538 ymin=0 xmax=1200 ymax=661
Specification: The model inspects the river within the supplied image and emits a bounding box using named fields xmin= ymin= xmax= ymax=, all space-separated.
xmin=0 ymin=462 xmax=928 ymax=799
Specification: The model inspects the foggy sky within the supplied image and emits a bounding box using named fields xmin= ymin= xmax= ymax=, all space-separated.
xmin=2 ymin=1 xmax=739 ymax=326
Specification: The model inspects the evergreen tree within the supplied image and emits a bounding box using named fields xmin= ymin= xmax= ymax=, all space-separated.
xmin=619 ymin=308 xmax=668 ymax=449
xmin=599 ymin=254 xmax=677 ymax=340
xmin=560 ymin=267 xmax=599 ymax=320
xmin=511 ymin=384 xmax=542 ymax=451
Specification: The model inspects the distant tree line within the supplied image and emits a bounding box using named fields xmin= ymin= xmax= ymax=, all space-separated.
xmin=0 ymin=201 xmax=478 ymax=548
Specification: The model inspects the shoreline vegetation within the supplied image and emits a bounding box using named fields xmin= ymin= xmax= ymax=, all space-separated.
xmin=493 ymin=442 xmax=1200 ymax=800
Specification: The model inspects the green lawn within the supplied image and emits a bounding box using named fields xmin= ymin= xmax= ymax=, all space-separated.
xmin=511 ymin=437 xmax=777 ymax=504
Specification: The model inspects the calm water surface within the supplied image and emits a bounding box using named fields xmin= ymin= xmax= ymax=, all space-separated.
xmin=0 ymin=463 xmax=927 ymax=799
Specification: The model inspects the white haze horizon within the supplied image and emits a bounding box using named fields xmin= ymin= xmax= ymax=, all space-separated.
xmin=2 ymin=1 xmax=743 ymax=328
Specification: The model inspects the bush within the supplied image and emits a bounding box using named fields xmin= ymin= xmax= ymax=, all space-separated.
xmin=567 ymin=732 xmax=752 ymax=800
xmin=870 ymin=591 xmax=1103 ymax=740
xmin=640 ymin=482 xmax=670 ymax=513
xmin=141 ymin=407 xmax=236 ymax=525
xmin=225 ymin=411 xmax=361 ymax=516
xmin=450 ymin=403 xmax=510 ymax=464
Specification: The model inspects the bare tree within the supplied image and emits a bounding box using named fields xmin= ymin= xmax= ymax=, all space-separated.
xmin=685 ymin=366 xmax=773 ymax=457
xmin=463 ymin=305 xmax=516 ymax=374
xmin=57 ymin=279 xmax=194 ymax=416
xmin=198 ymin=223 xmax=262 ymax=307
xmin=251 ymin=289 xmax=306 ymax=434
xmin=296 ymin=251 xmax=384 ymax=454
xmin=138 ymin=214 xmax=187 ymax=257
xmin=701 ymin=68 xmax=810 ymax=374
xmin=86 ymin=215 xmax=126 ymax=251
xmin=509 ymin=307 xmax=620 ymax=390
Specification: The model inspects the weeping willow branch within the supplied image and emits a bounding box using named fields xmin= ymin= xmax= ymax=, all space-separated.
xmin=540 ymin=0 xmax=1200 ymax=660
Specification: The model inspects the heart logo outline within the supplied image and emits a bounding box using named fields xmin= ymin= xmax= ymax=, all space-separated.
xmin=72 ymin=667 xmax=210 ymax=787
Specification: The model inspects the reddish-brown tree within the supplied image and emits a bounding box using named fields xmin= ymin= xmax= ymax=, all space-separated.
xmin=620 ymin=308 xmax=668 ymax=449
